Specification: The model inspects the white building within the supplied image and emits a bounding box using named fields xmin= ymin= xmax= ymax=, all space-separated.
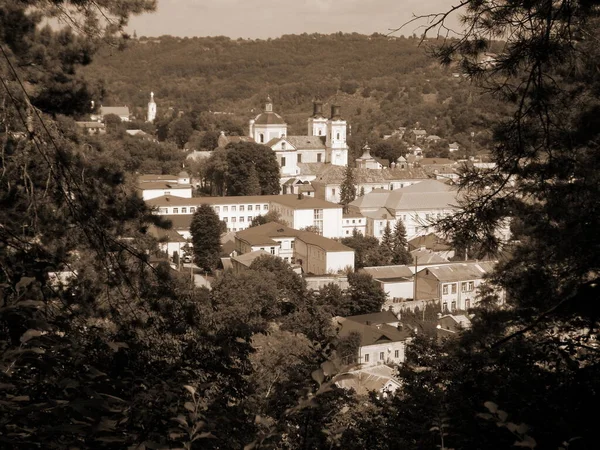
xmin=349 ymin=179 xmax=460 ymax=240
xmin=415 ymin=261 xmax=502 ymax=312
xmin=146 ymin=194 xmax=344 ymax=236
xmin=335 ymin=313 xmax=410 ymax=367
xmin=249 ymin=98 xmax=349 ymax=176
xmin=361 ymin=266 xmax=415 ymax=305
xmin=137 ymin=172 xmax=193 ymax=200
xmin=94 ymin=106 xmax=130 ymax=122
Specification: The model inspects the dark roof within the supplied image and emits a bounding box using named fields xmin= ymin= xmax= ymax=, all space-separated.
xmin=408 ymin=233 xmax=452 ymax=251
xmin=410 ymin=249 xmax=448 ymax=264
xmin=253 ymin=111 xmax=286 ymax=125
xmin=232 ymin=250 xmax=271 ymax=267
xmin=420 ymin=261 xmax=496 ymax=282
xmin=285 ymin=136 xmax=326 ymax=150
xmin=161 ymin=214 xmax=194 ymax=230
xmin=335 ymin=318 xmax=410 ymax=346
xmin=309 ymin=165 xmax=429 ymax=185
xmin=271 ymin=195 xmax=341 ymax=210
xmin=345 ymin=311 xmax=400 ymax=326
xmin=137 ymin=182 xmax=192 ymax=190
xmin=361 ymin=266 xmax=413 ymax=281
xmin=146 ymin=224 xmax=187 ymax=243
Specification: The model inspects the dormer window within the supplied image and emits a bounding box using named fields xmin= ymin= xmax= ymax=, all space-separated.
xmin=281 ymin=142 xmax=286 ymax=150
xmin=259 ymin=133 xmax=264 ymax=143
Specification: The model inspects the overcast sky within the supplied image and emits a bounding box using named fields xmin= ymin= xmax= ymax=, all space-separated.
xmin=126 ymin=0 xmax=460 ymax=39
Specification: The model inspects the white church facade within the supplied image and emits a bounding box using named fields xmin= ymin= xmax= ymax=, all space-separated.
xmin=248 ymin=97 xmax=349 ymax=180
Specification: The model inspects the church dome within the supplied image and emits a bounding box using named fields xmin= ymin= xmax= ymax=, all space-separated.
xmin=178 ymin=170 xmax=189 ymax=178
xmin=253 ymin=111 xmax=286 ymax=125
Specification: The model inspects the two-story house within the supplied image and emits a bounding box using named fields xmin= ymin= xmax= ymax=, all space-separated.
xmin=414 ymin=261 xmax=499 ymax=312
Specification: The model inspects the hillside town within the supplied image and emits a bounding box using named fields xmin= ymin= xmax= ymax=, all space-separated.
xmin=2 ymin=2 xmax=596 ymax=448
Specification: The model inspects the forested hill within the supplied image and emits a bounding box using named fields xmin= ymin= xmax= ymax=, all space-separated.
xmin=83 ymin=33 xmax=509 ymax=146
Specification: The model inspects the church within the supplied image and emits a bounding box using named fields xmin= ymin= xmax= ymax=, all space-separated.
xmin=248 ymin=97 xmax=349 ymax=178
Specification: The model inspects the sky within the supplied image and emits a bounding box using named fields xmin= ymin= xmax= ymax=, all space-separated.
xmin=126 ymin=0 xmax=460 ymax=39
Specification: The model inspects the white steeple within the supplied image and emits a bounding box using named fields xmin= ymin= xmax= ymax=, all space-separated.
xmin=147 ymin=91 xmax=156 ymax=123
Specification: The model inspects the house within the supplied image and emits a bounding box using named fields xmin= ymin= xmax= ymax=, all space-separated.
xmin=334 ymin=316 xmax=411 ymax=367
xmin=335 ymin=365 xmax=401 ymax=396
xmin=361 ymin=266 xmax=414 ymax=308
xmin=137 ymin=171 xmax=193 ymax=200
xmin=414 ymin=261 xmax=499 ymax=312
xmin=341 ymin=209 xmax=367 ymax=237
xmin=75 ymin=121 xmax=106 ymax=135
xmin=436 ymin=313 xmax=472 ymax=339
xmin=409 ymin=129 xmax=427 ymax=141
xmin=448 ymin=142 xmax=460 ymax=152
xmin=349 ymin=180 xmax=460 ymax=240
xmin=234 ymin=222 xmax=354 ymax=274
xmin=342 ymin=311 xmax=401 ymax=327
xmin=231 ymin=249 xmax=271 ymax=273
xmin=414 ymin=158 xmax=459 ymax=182
xmin=410 ymin=249 xmax=448 ymax=265
xmin=146 ymin=194 xmax=344 ymax=236
xmin=408 ymin=233 xmax=455 ymax=260
xmin=147 ymin=224 xmax=189 ymax=260
xmin=425 ymin=135 xmax=442 ymax=144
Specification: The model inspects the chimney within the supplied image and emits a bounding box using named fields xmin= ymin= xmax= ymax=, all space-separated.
xmin=313 ymin=100 xmax=323 ymax=117
xmin=331 ymin=105 xmax=341 ymax=119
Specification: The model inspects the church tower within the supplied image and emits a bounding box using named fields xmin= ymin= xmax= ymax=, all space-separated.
xmin=307 ymin=100 xmax=328 ymax=137
xmin=326 ymin=105 xmax=348 ymax=166
xmin=147 ymin=92 xmax=156 ymax=122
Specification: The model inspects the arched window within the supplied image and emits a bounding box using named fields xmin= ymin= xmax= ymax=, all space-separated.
xmin=259 ymin=133 xmax=264 ymax=143
xmin=318 ymin=129 xmax=322 ymax=136
xmin=336 ymin=132 xmax=340 ymax=140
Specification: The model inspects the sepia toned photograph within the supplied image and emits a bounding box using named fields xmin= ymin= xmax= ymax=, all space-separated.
xmin=0 ymin=1 xmax=596 ymax=448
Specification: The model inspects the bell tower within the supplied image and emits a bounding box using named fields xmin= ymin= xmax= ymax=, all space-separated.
xmin=147 ymin=91 xmax=157 ymax=122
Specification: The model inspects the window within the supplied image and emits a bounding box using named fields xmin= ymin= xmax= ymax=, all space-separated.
xmin=465 ymin=299 xmax=471 ymax=309
xmin=256 ymin=205 xmax=261 ymax=210
xmin=364 ymin=354 xmax=369 ymax=363
xmin=346 ymin=230 xmax=349 ymax=234
xmin=164 ymin=191 xmax=171 ymax=196
xmin=461 ymin=282 xmax=468 ymax=292
xmin=332 ymin=188 xmax=336 ymax=196
xmin=297 ymin=153 xmax=301 ymax=163
xmin=240 ymin=205 xmax=245 ymax=212
xmin=451 ymin=301 xmax=457 ymax=311
xmin=318 ymin=129 xmax=322 ymax=136
xmin=443 ymin=303 xmax=449 ymax=312
xmin=181 ymin=207 xmax=187 ymax=214
xmin=443 ymin=284 xmax=449 ymax=295
xmin=468 ymin=281 xmax=474 ymax=291
xmin=232 ymin=217 xmax=236 ymax=223
xmin=352 ymin=219 xmax=356 ymax=224
xmin=231 ymin=206 xmax=236 ymax=212
xmin=263 ymin=205 xmax=269 ymax=210
xmin=240 ymin=217 xmax=244 ymax=222
xmin=190 ymin=207 xmax=195 ymax=213
xmin=223 ymin=217 xmax=228 ymax=222
xmin=270 ymin=247 xmax=275 ymax=255
xmin=281 ymin=142 xmax=286 ymax=150
xmin=159 ymin=207 xmax=167 ymax=213
xmin=394 ymin=350 xmax=399 ymax=358
xmin=214 ymin=206 xmax=220 ymax=213
xmin=223 ymin=206 xmax=228 ymax=212
xmin=281 ymin=156 xmax=286 ymax=166
xmin=313 ymin=209 xmax=323 ymax=235
xmin=317 ymin=153 xmax=322 ymax=162
xmin=248 ymin=216 xmax=252 ymax=222
xmin=379 ymin=352 xmax=385 ymax=361
xmin=173 ymin=208 xmax=179 ymax=214
xmin=291 ymin=240 xmax=295 ymax=249
xmin=259 ymin=133 xmax=264 ymax=143
xmin=336 ymin=132 xmax=340 ymax=140
xmin=451 ymin=284 xmax=457 ymax=294
xmin=248 ymin=205 xmax=253 ymax=211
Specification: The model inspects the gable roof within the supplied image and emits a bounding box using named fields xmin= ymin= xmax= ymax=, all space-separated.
xmin=361 ymin=265 xmax=413 ymax=281
xmin=420 ymin=261 xmax=496 ymax=282
xmin=335 ymin=317 xmax=410 ymax=346
xmin=232 ymin=249 xmax=272 ymax=267
xmin=345 ymin=311 xmax=400 ymax=326
xmin=285 ymin=135 xmax=326 ymax=150
xmin=410 ymin=249 xmax=448 ymax=264
xmin=310 ymin=165 xmax=428 ymax=185
xmin=146 ymin=224 xmax=188 ymax=243
xmin=408 ymin=233 xmax=452 ymax=251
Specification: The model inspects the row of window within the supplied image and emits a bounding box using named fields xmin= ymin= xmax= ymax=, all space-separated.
xmin=443 ymin=299 xmax=471 ymax=312
xmin=442 ymin=281 xmax=475 ymax=295
xmin=280 ymin=154 xmax=324 ymax=166
xmin=223 ymin=217 xmax=255 ymax=223
xmin=215 ymin=204 xmax=268 ymax=213
xmin=363 ymin=350 xmax=401 ymax=363
xmin=344 ymin=219 xmax=363 ymax=225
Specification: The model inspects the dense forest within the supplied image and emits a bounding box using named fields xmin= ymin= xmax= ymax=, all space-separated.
xmin=82 ymin=33 xmax=510 ymax=154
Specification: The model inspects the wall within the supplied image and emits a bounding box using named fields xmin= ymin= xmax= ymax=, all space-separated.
xmin=358 ymin=341 xmax=406 ymax=367
xmin=380 ymin=280 xmax=414 ymax=301
xmin=341 ymin=217 xmax=367 ymax=237
xmin=415 ymin=270 xmax=440 ymax=301
xmin=325 ymin=251 xmax=354 ymax=274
